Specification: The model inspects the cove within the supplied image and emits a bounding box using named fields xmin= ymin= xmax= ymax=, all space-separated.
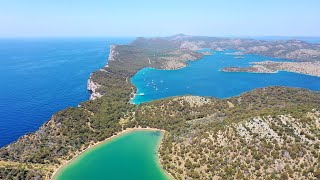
xmin=131 ymin=50 xmax=320 ymax=104
xmin=54 ymin=130 xmax=170 ymax=180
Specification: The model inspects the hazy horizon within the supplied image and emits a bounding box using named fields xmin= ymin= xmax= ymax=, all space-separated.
xmin=1 ymin=35 xmax=320 ymax=39
xmin=1 ymin=0 xmax=320 ymax=37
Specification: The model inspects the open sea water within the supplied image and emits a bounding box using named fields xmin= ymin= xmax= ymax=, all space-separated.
xmin=0 ymin=38 xmax=133 ymax=147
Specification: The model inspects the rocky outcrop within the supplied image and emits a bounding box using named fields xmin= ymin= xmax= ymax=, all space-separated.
xmin=180 ymin=41 xmax=205 ymax=51
xmin=163 ymin=60 xmax=186 ymax=70
xmin=107 ymin=45 xmax=119 ymax=62
xmin=284 ymin=49 xmax=320 ymax=60
xmin=87 ymin=75 xmax=102 ymax=100
xmin=87 ymin=45 xmax=119 ymax=101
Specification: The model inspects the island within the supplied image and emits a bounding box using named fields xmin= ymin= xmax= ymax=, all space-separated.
xmin=0 ymin=35 xmax=319 ymax=180
xmin=222 ymin=61 xmax=320 ymax=77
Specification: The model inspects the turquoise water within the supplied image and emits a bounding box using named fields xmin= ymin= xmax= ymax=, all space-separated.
xmin=54 ymin=130 xmax=169 ymax=180
xmin=0 ymin=38 xmax=133 ymax=147
xmin=131 ymin=50 xmax=320 ymax=104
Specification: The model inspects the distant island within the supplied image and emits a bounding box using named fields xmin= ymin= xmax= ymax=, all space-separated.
xmin=1 ymin=35 xmax=319 ymax=179
xmin=222 ymin=61 xmax=320 ymax=77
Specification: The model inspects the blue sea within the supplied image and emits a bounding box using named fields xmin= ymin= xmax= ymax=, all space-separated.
xmin=131 ymin=50 xmax=320 ymax=104
xmin=0 ymin=38 xmax=133 ymax=147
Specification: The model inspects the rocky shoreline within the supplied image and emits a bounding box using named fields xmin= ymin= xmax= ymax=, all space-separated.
xmin=222 ymin=65 xmax=277 ymax=74
xmin=222 ymin=61 xmax=320 ymax=77
xmin=107 ymin=45 xmax=118 ymax=62
xmin=87 ymin=45 xmax=120 ymax=100
xmin=254 ymin=61 xmax=320 ymax=77
xmin=87 ymin=76 xmax=102 ymax=100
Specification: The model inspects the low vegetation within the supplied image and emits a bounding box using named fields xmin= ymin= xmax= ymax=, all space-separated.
xmin=0 ymin=36 xmax=319 ymax=179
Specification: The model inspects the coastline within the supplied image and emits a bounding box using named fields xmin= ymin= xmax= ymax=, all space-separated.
xmin=221 ymin=61 xmax=320 ymax=77
xmin=51 ymin=127 xmax=167 ymax=180
xmin=221 ymin=68 xmax=320 ymax=77
xmin=157 ymin=134 xmax=176 ymax=180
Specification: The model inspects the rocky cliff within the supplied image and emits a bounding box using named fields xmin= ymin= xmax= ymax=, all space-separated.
xmin=87 ymin=76 xmax=102 ymax=100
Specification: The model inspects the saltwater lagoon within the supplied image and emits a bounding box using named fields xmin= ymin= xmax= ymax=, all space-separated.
xmin=54 ymin=130 xmax=169 ymax=180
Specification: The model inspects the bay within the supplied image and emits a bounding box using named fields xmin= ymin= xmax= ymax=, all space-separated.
xmin=131 ymin=50 xmax=320 ymax=104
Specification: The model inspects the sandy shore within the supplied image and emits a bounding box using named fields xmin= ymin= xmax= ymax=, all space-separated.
xmin=51 ymin=127 xmax=166 ymax=180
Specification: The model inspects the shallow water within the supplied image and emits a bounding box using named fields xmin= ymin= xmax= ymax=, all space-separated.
xmin=54 ymin=130 xmax=169 ymax=180
xmin=131 ymin=50 xmax=320 ymax=104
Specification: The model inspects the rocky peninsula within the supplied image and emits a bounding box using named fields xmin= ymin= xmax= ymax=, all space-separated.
xmin=222 ymin=61 xmax=320 ymax=77
xmin=222 ymin=65 xmax=276 ymax=74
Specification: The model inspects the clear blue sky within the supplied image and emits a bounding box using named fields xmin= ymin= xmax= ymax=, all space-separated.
xmin=1 ymin=0 xmax=319 ymax=37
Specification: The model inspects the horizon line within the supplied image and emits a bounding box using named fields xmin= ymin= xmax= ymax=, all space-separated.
xmin=1 ymin=35 xmax=320 ymax=39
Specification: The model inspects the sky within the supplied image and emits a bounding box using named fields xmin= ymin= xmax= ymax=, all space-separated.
xmin=0 ymin=0 xmax=319 ymax=37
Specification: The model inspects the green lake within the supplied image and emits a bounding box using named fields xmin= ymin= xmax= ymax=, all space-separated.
xmin=54 ymin=130 xmax=169 ymax=180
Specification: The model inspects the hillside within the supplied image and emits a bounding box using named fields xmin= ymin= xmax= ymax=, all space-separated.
xmin=156 ymin=88 xmax=320 ymax=179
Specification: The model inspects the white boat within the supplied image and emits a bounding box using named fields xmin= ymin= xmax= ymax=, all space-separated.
xmin=136 ymin=93 xmax=145 ymax=96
